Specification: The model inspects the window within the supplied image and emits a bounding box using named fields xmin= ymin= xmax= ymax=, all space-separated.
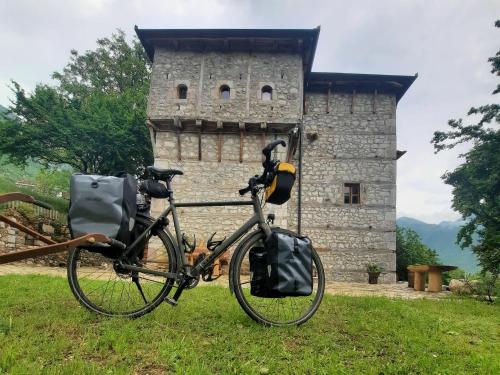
xmin=344 ymin=183 xmax=360 ymax=204
xmin=177 ymin=84 xmax=188 ymax=99
xmin=261 ymin=85 xmax=273 ymax=101
xmin=220 ymin=85 xmax=230 ymax=100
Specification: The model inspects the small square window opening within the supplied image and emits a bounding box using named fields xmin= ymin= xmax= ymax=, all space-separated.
xmin=344 ymin=183 xmax=360 ymax=205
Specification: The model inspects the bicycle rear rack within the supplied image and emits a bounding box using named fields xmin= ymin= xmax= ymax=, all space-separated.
xmin=0 ymin=192 xmax=114 ymax=265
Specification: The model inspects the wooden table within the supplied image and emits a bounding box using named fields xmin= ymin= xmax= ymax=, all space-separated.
xmin=407 ymin=265 xmax=457 ymax=292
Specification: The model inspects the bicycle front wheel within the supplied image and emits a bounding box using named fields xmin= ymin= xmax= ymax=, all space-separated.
xmin=231 ymin=230 xmax=325 ymax=326
xmin=67 ymin=216 xmax=178 ymax=318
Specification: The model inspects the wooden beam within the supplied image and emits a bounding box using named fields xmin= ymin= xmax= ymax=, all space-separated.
xmin=198 ymin=130 xmax=202 ymax=161
xmin=351 ymin=89 xmax=356 ymax=114
xmin=0 ymin=232 xmax=112 ymax=265
xmin=176 ymin=130 xmax=182 ymax=161
xmin=217 ymin=133 xmax=223 ymax=162
xmin=239 ymin=122 xmax=245 ymax=163
xmin=261 ymin=132 xmax=266 ymax=163
xmin=196 ymin=119 xmax=203 ymax=161
xmin=146 ymin=118 xmax=159 ymax=131
xmin=217 ymin=120 xmax=223 ymax=162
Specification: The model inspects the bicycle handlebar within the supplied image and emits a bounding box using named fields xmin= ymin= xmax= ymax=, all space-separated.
xmin=239 ymin=139 xmax=287 ymax=196
xmin=262 ymin=139 xmax=286 ymax=166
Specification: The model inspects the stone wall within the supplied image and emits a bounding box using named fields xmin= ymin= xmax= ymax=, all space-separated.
xmin=148 ymin=50 xmax=303 ymax=124
xmin=0 ymin=209 xmax=70 ymax=266
xmin=151 ymin=131 xmax=290 ymax=243
xmin=297 ymin=92 xmax=397 ymax=282
xmin=147 ymin=46 xmax=400 ymax=283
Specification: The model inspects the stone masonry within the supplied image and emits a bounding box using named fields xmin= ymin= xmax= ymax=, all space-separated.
xmin=136 ymin=27 xmax=416 ymax=283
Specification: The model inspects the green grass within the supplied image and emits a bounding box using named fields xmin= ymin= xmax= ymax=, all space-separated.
xmin=0 ymin=176 xmax=68 ymax=214
xmin=0 ymin=275 xmax=499 ymax=374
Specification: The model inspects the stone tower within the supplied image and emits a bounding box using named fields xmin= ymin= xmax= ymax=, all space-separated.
xmin=136 ymin=27 xmax=416 ymax=282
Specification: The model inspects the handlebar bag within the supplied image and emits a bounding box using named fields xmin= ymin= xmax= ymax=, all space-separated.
xmin=265 ymin=162 xmax=296 ymax=205
xmin=265 ymin=229 xmax=313 ymax=296
xmin=68 ymin=173 xmax=137 ymax=250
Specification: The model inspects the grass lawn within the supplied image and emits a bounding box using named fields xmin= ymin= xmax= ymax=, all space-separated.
xmin=0 ymin=275 xmax=498 ymax=374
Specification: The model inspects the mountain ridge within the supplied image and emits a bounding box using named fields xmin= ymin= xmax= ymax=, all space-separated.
xmin=396 ymin=216 xmax=479 ymax=273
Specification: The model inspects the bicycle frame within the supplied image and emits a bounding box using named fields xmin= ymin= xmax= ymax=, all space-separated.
xmin=120 ymin=178 xmax=271 ymax=280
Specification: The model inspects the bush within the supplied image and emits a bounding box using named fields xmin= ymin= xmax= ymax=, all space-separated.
xmin=396 ymin=227 xmax=440 ymax=281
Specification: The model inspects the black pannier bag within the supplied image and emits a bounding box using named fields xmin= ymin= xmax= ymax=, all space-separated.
xmin=249 ymin=230 xmax=313 ymax=298
xmin=265 ymin=230 xmax=313 ymax=296
xmin=264 ymin=162 xmax=296 ymax=205
xmin=249 ymin=246 xmax=283 ymax=298
xmin=68 ymin=173 xmax=137 ymax=250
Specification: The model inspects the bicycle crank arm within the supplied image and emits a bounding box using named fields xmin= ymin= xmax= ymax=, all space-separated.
xmin=118 ymin=263 xmax=178 ymax=280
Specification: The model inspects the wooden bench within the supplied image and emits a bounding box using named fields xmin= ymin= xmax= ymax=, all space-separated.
xmin=407 ymin=265 xmax=457 ymax=292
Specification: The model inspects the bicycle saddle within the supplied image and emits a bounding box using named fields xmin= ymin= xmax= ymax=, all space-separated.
xmin=146 ymin=166 xmax=183 ymax=181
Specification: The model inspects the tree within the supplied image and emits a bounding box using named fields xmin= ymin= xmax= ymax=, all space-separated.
xmin=431 ymin=21 xmax=500 ymax=280
xmin=35 ymin=168 xmax=73 ymax=196
xmin=396 ymin=227 xmax=440 ymax=280
xmin=0 ymin=30 xmax=153 ymax=176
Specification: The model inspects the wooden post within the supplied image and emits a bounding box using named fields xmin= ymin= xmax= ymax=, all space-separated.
xmin=239 ymin=122 xmax=245 ymax=163
xmin=413 ymin=271 xmax=425 ymax=291
xmin=174 ymin=117 xmax=182 ymax=161
xmin=217 ymin=121 xmax=223 ymax=163
xmin=260 ymin=122 xmax=267 ymax=163
xmin=428 ymin=271 xmax=443 ymax=292
xmin=176 ymin=130 xmax=182 ymax=161
xmin=372 ymin=89 xmax=378 ymax=114
xmin=196 ymin=119 xmax=203 ymax=161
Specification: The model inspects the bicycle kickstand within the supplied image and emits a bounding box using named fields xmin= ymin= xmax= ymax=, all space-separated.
xmin=164 ymin=275 xmax=191 ymax=306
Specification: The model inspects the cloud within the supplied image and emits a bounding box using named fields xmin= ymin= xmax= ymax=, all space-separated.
xmin=1 ymin=0 xmax=498 ymax=223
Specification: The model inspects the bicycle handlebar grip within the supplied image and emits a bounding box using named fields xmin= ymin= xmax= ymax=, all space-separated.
xmin=239 ymin=186 xmax=251 ymax=196
xmin=262 ymin=139 xmax=286 ymax=157
xmin=33 ymin=200 xmax=53 ymax=210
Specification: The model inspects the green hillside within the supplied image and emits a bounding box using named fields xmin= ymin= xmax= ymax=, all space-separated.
xmin=397 ymin=217 xmax=479 ymax=273
xmin=0 ymin=157 xmax=68 ymax=214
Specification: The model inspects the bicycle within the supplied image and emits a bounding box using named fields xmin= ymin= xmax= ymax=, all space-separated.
xmin=67 ymin=140 xmax=325 ymax=326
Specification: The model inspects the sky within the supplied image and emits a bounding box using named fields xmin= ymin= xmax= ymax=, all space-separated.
xmin=1 ymin=0 xmax=498 ymax=224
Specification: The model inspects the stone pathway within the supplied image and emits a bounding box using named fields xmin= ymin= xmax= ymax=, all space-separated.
xmin=0 ymin=263 xmax=451 ymax=300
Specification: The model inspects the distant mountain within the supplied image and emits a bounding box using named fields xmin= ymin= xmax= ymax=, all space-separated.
xmin=396 ymin=217 xmax=479 ymax=273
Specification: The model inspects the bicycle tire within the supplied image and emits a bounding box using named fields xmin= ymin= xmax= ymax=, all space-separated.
xmin=231 ymin=229 xmax=325 ymax=326
xmin=67 ymin=216 xmax=178 ymax=318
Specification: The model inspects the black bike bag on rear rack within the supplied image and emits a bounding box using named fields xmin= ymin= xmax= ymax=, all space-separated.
xmin=265 ymin=229 xmax=313 ymax=297
xmin=68 ymin=173 xmax=137 ymax=257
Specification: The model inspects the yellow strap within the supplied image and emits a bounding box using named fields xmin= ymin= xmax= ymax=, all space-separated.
xmin=277 ymin=162 xmax=296 ymax=175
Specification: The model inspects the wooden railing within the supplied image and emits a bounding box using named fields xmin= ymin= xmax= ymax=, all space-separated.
xmin=0 ymin=201 xmax=61 ymax=221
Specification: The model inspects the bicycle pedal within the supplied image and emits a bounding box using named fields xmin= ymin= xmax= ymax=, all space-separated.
xmin=164 ymin=297 xmax=178 ymax=307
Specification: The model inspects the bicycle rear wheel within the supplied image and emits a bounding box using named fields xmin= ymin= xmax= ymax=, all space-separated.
xmin=231 ymin=230 xmax=325 ymax=326
xmin=67 ymin=216 xmax=178 ymax=318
